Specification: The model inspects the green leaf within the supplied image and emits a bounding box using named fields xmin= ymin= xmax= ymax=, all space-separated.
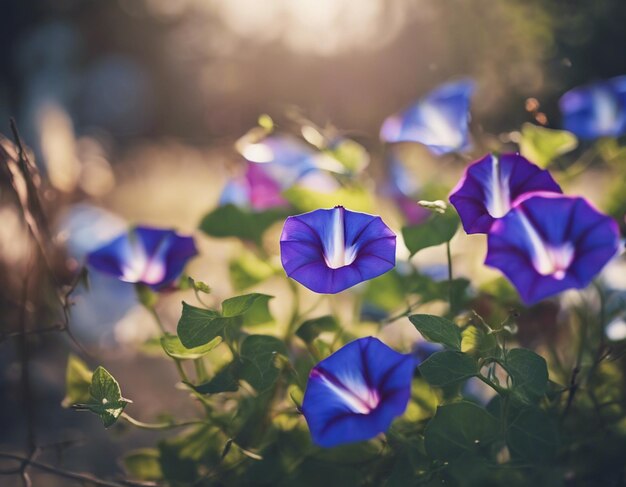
xmin=199 ymin=204 xmax=287 ymax=244
xmin=461 ymin=325 xmax=498 ymax=357
xmin=240 ymin=335 xmax=288 ymax=392
xmin=519 ymin=122 xmax=578 ymax=168
xmin=186 ymin=361 xmax=241 ymax=394
xmin=402 ymin=208 xmax=459 ymax=256
xmin=409 ymin=314 xmax=462 ymax=350
xmin=124 ymin=449 xmax=163 ymax=481
xmin=424 ymin=401 xmax=500 ymax=461
xmin=229 ymin=251 xmax=276 ymax=291
xmin=177 ymin=302 xmax=231 ymax=348
xmin=161 ymin=333 xmax=222 ymax=360
xmin=419 ymin=351 xmax=477 ymax=387
xmin=363 ymin=271 xmax=406 ymax=312
xmin=506 ymin=408 xmax=559 ymax=462
xmin=85 ymin=367 xmax=131 ymax=427
xmin=222 ymin=293 xmax=271 ymax=318
xmin=283 ymin=185 xmax=373 ymax=213
xmin=62 ymin=354 xmax=93 ymax=407
xmin=296 ymin=316 xmax=339 ymax=343
xmin=506 ymin=348 xmax=549 ymax=403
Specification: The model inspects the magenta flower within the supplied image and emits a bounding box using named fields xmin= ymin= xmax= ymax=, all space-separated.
xmin=302 ymin=337 xmax=416 ymax=447
xmin=219 ymin=163 xmax=288 ymax=211
xmin=559 ymin=75 xmax=626 ymax=140
xmin=485 ymin=192 xmax=620 ymax=304
xmin=449 ymin=153 xmax=562 ymax=234
xmin=380 ymin=79 xmax=474 ymax=155
xmin=87 ymin=226 xmax=197 ymax=290
xmin=280 ymin=207 xmax=396 ymax=294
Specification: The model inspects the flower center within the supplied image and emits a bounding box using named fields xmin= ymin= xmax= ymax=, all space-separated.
xmin=518 ymin=212 xmax=574 ymax=279
xmin=323 ymin=206 xmax=358 ymax=269
xmin=486 ymin=155 xmax=511 ymax=218
xmin=311 ymin=368 xmax=380 ymax=415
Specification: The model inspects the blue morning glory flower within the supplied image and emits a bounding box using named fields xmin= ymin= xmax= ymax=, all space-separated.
xmin=240 ymin=134 xmax=343 ymax=188
xmin=485 ymin=192 xmax=620 ymax=304
xmin=449 ymin=153 xmax=562 ymax=234
xmin=301 ymin=336 xmax=416 ymax=448
xmin=380 ymin=79 xmax=474 ymax=155
xmin=280 ymin=207 xmax=396 ymax=294
xmin=219 ymin=163 xmax=288 ymax=211
xmin=87 ymin=226 xmax=197 ymax=290
xmin=559 ymin=75 xmax=626 ymax=139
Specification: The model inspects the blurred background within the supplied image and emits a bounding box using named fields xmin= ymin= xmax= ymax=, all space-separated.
xmin=1 ymin=0 xmax=626 ymax=484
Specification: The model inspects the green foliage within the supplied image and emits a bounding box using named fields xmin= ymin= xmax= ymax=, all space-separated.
xmin=424 ymin=402 xmax=500 ymax=461
xmin=284 ymin=184 xmax=373 ymax=213
xmin=506 ymin=348 xmax=549 ymax=404
xmin=229 ymin=250 xmax=277 ymax=291
xmin=519 ymin=123 xmax=578 ymax=168
xmin=124 ymin=449 xmax=163 ymax=481
xmin=177 ymin=294 xmax=274 ymax=348
xmin=324 ymin=139 xmax=369 ymax=174
xmin=62 ymin=354 xmax=93 ymax=407
xmin=409 ymin=314 xmax=462 ymax=350
xmin=240 ymin=335 xmax=288 ymax=391
xmin=296 ymin=315 xmax=339 ymax=343
xmin=161 ymin=333 xmax=222 ymax=360
xmin=402 ymin=207 xmax=459 ymax=256
xmin=84 ymin=367 xmax=131 ymax=427
xmin=199 ymin=204 xmax=287 ymax=244
xmin=187 ymin=361 xmax=241 ymax=394
xmin=506 ymin=408 xmax=559 ymax=463
xmin=419 ymin=351 xmax=477 ymax=387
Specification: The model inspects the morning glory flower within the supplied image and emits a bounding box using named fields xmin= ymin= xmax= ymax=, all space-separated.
xmin=485 ymin=192 xmax=620 ymax=304
xmin=559 ymin=75 xmax=626 ymax=139
xmin=219 ymin=163 xmax=288 ymax=211
xmin=240 ymin=134 xmax=344 ymax=188
xmin=280 ymin=207 xmax=396 ymax=294
xmin=449 ymin=153 xmax=562 ymax=234
xmin=87 ymin=226 xmax=197 ymax=290
xmin=301 ymin=336 xmax=416 ymax=448
xmin=380 ymin=79 xmax=474 ymax=155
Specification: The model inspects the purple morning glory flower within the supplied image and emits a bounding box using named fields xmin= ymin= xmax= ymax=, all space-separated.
xmin=302 ymin=336 xmax=416 ymax=448
xmin=380 ymin=79 xmax=474 ymax=155
xmin=449 ymin=153 xmax=562 ymax=234
xmin=485 ymin=192 xmax=620 ymax=304
xmin=87 ymin=226 xmax=197 ymax=290
xmin=280 ymin=207 xmax=396 ymax=294
xmin=219 ymin=163 xmax=288 ymax=211
xmin=559 ymin=75 xmax=626 ymax=140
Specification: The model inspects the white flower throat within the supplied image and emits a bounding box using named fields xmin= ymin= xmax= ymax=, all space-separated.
xmin=324 ymin=207 xmax=358 ymax=269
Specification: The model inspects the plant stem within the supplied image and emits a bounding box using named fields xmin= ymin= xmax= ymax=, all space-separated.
xmin=446 ymin=240 xmax=454 ymax=315
xmin=120 ymin=412 xmax=206 ymax=430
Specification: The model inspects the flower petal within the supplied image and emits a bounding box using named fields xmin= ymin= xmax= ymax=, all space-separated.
xmin=381 ymin=80 xmax=474 ymax=154
xmin=280 ymin=208 xmax=396 ymax=294
xmin=485 ymin=192 xmax=619 ymax=304
xmin=559 ymin=75 xmax=626 ymax=139
xmin=302 ymin=337 xmax=416 ymax=448
xmin=449 ymin=153 xmax=562 ymax=234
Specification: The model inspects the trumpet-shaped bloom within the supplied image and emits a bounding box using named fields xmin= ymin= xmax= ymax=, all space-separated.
xmin=87 ymin=226 xmax=197 ymax=290
xmin=302 ymin=337 xmax=416 ymax=448
xmin=559 ymin=75 xmax=626 ymax=139
xmin=449 ymin=153 xmax=562 ymax=234
xmin=280 ymin=207 xmax=396 ymax=294
xmin=485 ymin=192 xmax=620 ymax=304
xmin=380 ymin=79 xmax=474 ymax=155
xmin=240 ymin=134 xmax=344 ymax=187
xmin=219 ymin=163 xmax=288 ymax=211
